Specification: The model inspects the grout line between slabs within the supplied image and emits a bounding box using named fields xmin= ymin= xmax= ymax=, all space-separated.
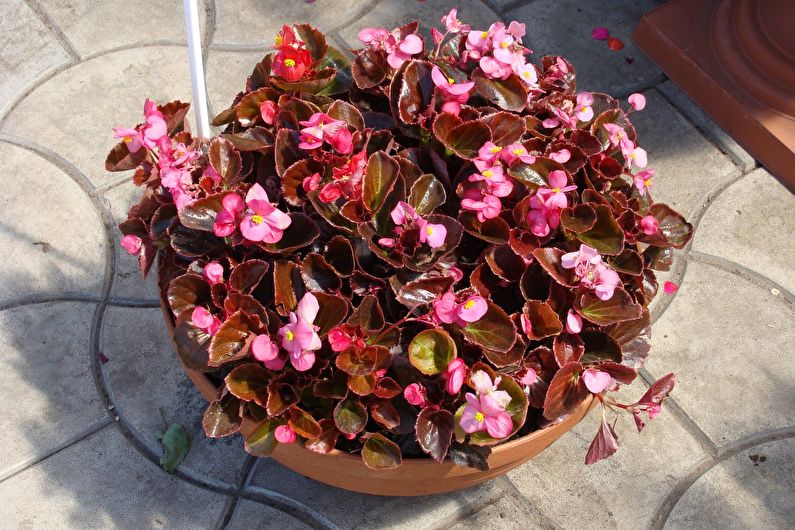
xmin=0 ymin=417 xmax=113 ymax=483
xmin=428 ymin=486 xmax=508 ymax=530
xmin=493 ymin=476 xmax=563 ymax=529
xmin=24 ymin=0 xmax=81 ymax=62
xmin=648 ymin=426 xmax=795 ymax=530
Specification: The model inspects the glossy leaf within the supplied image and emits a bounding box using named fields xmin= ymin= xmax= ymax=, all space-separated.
xmin=333 ymin=396 xmax=368 ymax=434
xmin=408 ymin=174 xmax=446 ymax=216
xmin=105 ymin=141 xmax=146 ymax=172
xmin=585 ymin=414 xmax=620 ymax=464
xmin=370 ymin=400 xmax=401 ymax=430
xmin=561 ymin=204 xmax=598 ymax=234
xmin=392 ymin=59 xmax=434 ymax=125
xmin=177 ymin=194 xmax=225 ymax=232
xmin=266 ymin=382 xmax=299 ymax=416
xmin=208 ymin=137 xmax=242 ymax=188
xmin=305 ymin=419 xmax=340 ymax=454
xmin=575 ymin=204 xmax=625 ymax=255
xmin=362 ymin=151 xmax=400 ymax=212
xmin=462 ymin=301 xmax=517 ymax=353
xmin=361 ymin=433 xmax=402 ymax=470
xmin=408 ymin=328 xmax=457 ymax=375
xmin=543 ymin=361 xmax=589 ymax=420
xmin=288 ymin=405 xmax=322 ymax=439
xmin=168 ymin=273 xmax=211 ymax=319
xmin=522 ymin=301 xmax=564 ymax=340
xmin=416 ymin=406 xmax=454 ymax=462
xmin=172 ymin=317 xmax=212 ymax=372
xmin=208 ymin=311 xmax=257 ymax=367
xmin=532 ymin=248 xmax=578 ymax=287
xmin=472 ymin=69 xmax=528 ymax=112
xmin=482 ymin=111 xmax=526 ymax=145
xmin=235 ymin=87 xmax=277 ymax=125
xmin=313 ymin=292 xmax=348 ymax=336
xmin=353 ymin=48 xmax=389 ymax=89
xmin=229 ymin=260 xmax=269 ymax=294
xmin=438 ymin=120 xmax=492 ymax=160
xmin=203 ymin=394 xmax=242 ymax=438
xmin=224 ymin=363 xmax=270 ymax=406
xmin=324 ymin=236 xmax=355 ymax=276
xmin=575 ymin=288 xmax=642 ymax=326
xmin=244 ymin=419 xmax=278 ymax=457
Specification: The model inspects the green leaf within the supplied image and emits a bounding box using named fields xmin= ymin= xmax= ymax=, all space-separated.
xmin=244 ymin=419 xmax=279 ymax=457
xmin=416 ymin=406 xmax=454 ymax=463
xmin=333 ymin=396 xmax=368 ymax=435
xmin=159 ymin=423 xmax=190 ymax=473
xmin=288 ymin=405 xmax=322 ymax=439
xmin=575 ymin=204 xmax=625 ymax=256
xmin=462 ymin=302 xmax=516 ymax=353
xmin=575 ymin=287 xmax=642 ymax=326
xmin=362 ymin=151 xmax=400 ymax=212
xmin=361 ymin=433 xmax=402 ymax=470
xmin=224 ymin=363 xmax=270 ymax=406
xmin=408 ymin=329 xmax=457 ymax=375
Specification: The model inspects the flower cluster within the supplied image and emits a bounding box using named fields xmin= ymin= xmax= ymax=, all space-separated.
xmin=109 ymin=9 xmax=691 ymax=470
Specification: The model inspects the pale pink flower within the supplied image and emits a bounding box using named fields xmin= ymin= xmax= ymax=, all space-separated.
xmin=549 ymin=149 xmax=571 ymax=164
xmin=574 ymin=92 xmax=594 ymax=122
xmin=513 ymin=62 xmax=538 ymax=86
xmin=358 ymin=27 xmax=390 ymax=50
xmin=445 ymin=358 xmax=467 ymax=395
xmin=390 ymin=201 xmax=418 ymax=226
xmin=377 ymin=237 xmax=396 ymax=248
xmin=460 ymin=192 xmax=502 ymax=222
xmin=466 ymin=29 xmax=491 ymax=54
xmin=404 ymin=383 xmax=428 ymax=407
xmin=603 ymin=123 xmax=633 ymax=151
xmin=191 ymin=307 xmax=221 ymax=336
xmin=239 ymin=184 xmax=292 ymax=244
xmin=275 ymin=425 xmax=297 ymax=444
xmin=479 ymin=56 xmax=513 ymax=80
xmin=628 ymin=93 xmax=646 ymax=111
xmin=213 ymin=193 xmax=246 ymax=237
xmin=416 ymin=218 xmax=447 ymax=249
xmin=640 ymin=215 xmax=659 ymax=235
xmin=203 ymin=262 xmax=224 ymax=284
xmin=112 ymin=127 xmax=143 ymax=153
xmin=251 ymin=334 xmax=279 ymax=363
xmin=302 ymin=172 xmax=321 ymax=193
xmin=431 ymin=66 xmax=475 ymax=115
xmin=278 ymin=292 xmax=322 ymax=371
xmin=561 ymin=244 xmax=622 ymax=300
xmin=460 ymin=393 xmax=512 ymax=438
xmin=433 ymin=292 xmax=488 ymax=326
xmin=297 ymin=132 xmax=323 ymax=150
xmin=501 ymin=143 xmax=536 ymax=165
xmin=121 ymin=234 xmax=142 ymax=255
xmin=582 ymin=368 xmax=612 ymax=394
xmin=470 ymin=370 xmax=511 ymax=409
xmin=627 ymin=146 xmax=647 ymax=168
xmin=633 ymin=169 xmax=655 ymax=196
xmin=476 ymin=142 xmax=503 ymax=167
xmin=469 ymin=164 xmax=513 ymax=198
xmin=441 ymin=8 xmax=470 ymax=33
xmin=565 ymin=309 xmax=583 ymax=334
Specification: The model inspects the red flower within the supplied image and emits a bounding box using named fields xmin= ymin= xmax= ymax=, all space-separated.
xmin=272 ymin=47 xmax=312 ymax=82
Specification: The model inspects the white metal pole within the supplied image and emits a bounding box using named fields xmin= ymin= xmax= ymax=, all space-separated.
xmin=183 ymin=0 xmax=211 ymax=138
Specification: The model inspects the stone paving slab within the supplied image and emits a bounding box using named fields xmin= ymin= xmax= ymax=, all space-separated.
xmin=0 ymin=0 xmax=70 ymax=115
xmin=0 ymin=302 xmax=106 ymax=475
xmin=692 ymin=168 xmax=795 ymax=294
xmin=664 ymin=438 xmax=795 ymax=529
xmin=505 ymin=0 xmax=662 ymax=96
xmin=0 ymin=425 xmax=228 ymax=528
xmin=0 ymin=142 xmax=105 ymax=305
xmin=205 ymin=49 xmax=269 ymax=120
xmin=630 ymin=90 xmax=740 ymax=221
xmin=41 ymin=0 xmax=209 ymax=57
xmin=644 ymin=260 xmax=795 ymax=447
xmin=247 ymin=458 xmax=504 ymax=530
xmin=100 ymin=307 xmax=249 ymax=486
xmin=657 ymin=81 xmax=756 ymax=173
xmin=226 ymin=500 xmax=311 ymax=530
xmin=506 ymin=383 xmax=708 ymax=530
xmin=449 ymin=494 xmax=554 ymax=529
xmin=213 ymin=0 xmax=373 ymax=48
xmin=1 ymin=45 xmax=193 ymax=188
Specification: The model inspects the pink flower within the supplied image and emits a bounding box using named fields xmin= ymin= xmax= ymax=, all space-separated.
xmin=575 ymin=92 xmax=594 ymax=122
xmin=527 ymin=170 xmax=577 ymax=236
xmin=239 ymin=184 xmax=292 ymax=243
xmin=565 ymin=309 xmax=583 ymax=334
xmin=520 ymin=313 xmax=533 ymax=336
xmin=302 ymin=172 xmax=321 ymax=193
xmin=275 ymin=425 xmax=297 ymax=444
xmin=470 ymin=370 xmax=511 ymax=409
xmin=299 ymin=113 xmax=346 ymax=147
xmin=582 ymin=368 xmax=612 ymax=394
xmin=213 ymin=193 xmax=246 ymax=237
xmin=549 ymin=149 xmax=571 ymax=163
xmin=112 ymin=127 xmax=143 ymax=153
xmin=592 ymin=27 xmax=610 ymax=40
xmin=390 ymin=201 xmax=417 ymax=226
xmin=358 ymin=27 xmax=390 ymax=49
xmin=628 ymin=93 xmax=646 ymax=111
xmin=516 ymin=367 xmax=537 ymax=387
xmin=387 ymin=33 xmax=423 ymax=69
xmin=191 ymin=307 xmax=221 ymax=336
xmin=603 ymin=123 xmax=633 ymax=151
xmin=633 ymin=169 xmax=655 ymax=196
xmin=433 ymin=293 xmax=488 ymax=326
xmin=141 ymin=99 xmax=168 ymax=148
xmin=561 ymin=244 xmax=622 ymax=300
xmin=469 ymin=165 xmax=513 ymax=198
xmin=663 ymin=281 xmax=679 ymax=294
xmin=328 ymin=328 xmax=353 ymax=352
xmin=431 ymin=66 xmax=474 ymax=115
xmin=121 ymin=234 xmax=142 ymax=256
xmin=441 ymin=8 xmax=470 ymax=33
xmin=203 ymin=262 xmax=224 ymax=284
xmin=260 ymin=100 xmax=277 ymax=125
xmin=513 ymin=62 xmax=538 ymax=86
xmin=278 ymin=292 xmax=321 ymax=371
xmin=460 ymin=193 xmax=502 ymax=222
xmin=460 ymin=393 xmax=513 ymax=438
xmin=466 ymin=29 xmax=491 ymax=54
xmin=479 ymin=56 xmax=513 ymax=80
xmin=640 ymin=215 xmax=659 ymax=235
xmin=416 ymin=218 xmax=447 ymax=249
xmin=476 ymin=142 xmax=503 ymax=167
xmin=501 ymin=143 xmax=536 ymax=165
xmin=251 ymin=334 xmax=279 ymax=363
xmin=298 ymin=132 xmax=322 ymax=150
xmin=404 ymin=383 xmax=428 ymax=407
xmin=445 ymin=358 xmax=467 ymax=395
xmin=627 ymin=146 xmax=647 ymax=168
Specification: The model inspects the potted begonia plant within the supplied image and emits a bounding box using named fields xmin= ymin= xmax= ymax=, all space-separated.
xmin=108 ymin=9 xmax=691 ymax=496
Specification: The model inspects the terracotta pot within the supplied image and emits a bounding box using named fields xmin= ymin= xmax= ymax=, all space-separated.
xmin=159 ymin=296 xmax=595 ymax=496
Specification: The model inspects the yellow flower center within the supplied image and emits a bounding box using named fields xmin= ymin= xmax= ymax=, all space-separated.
xmin=552 ymin=188 xmax=561 ymax=193
xmin=474 ymin=412 xmax=485 ymax=422
xmin=447 ymin=77 xmax=455 ymax=84
xmin=523 ymin=71 xmax=532 ymax=78
xmin=482 ymin=170 xmax=494 ymax=178
xmin=645 ymin=179 xmax=653 ymax=187
xmin=426 ymin=226 xmax=434 ymax=236
xmin=464 ymin=300 xmax=476 ymax=310
xmin=122 ymin=136 xmax=133 ymax=143
xmin=251 ymin=215 xmax=264 ymax=225
xmin=480 ymin=31 xmax=488 ymax=39
xmin=284 ymin=58 xmax=296 ymax=67
xmin=285 ymin=330 xmax=295 ymax=341
xmin=500 ymin=41 xmax=509 ymax=48
xmin=275 ymin=35 xmax=283 ymax=46
xmin=489 ymin=146 xmax=502 ymax=153
xmin=512 ymin=148 xmax=525 ymax=155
